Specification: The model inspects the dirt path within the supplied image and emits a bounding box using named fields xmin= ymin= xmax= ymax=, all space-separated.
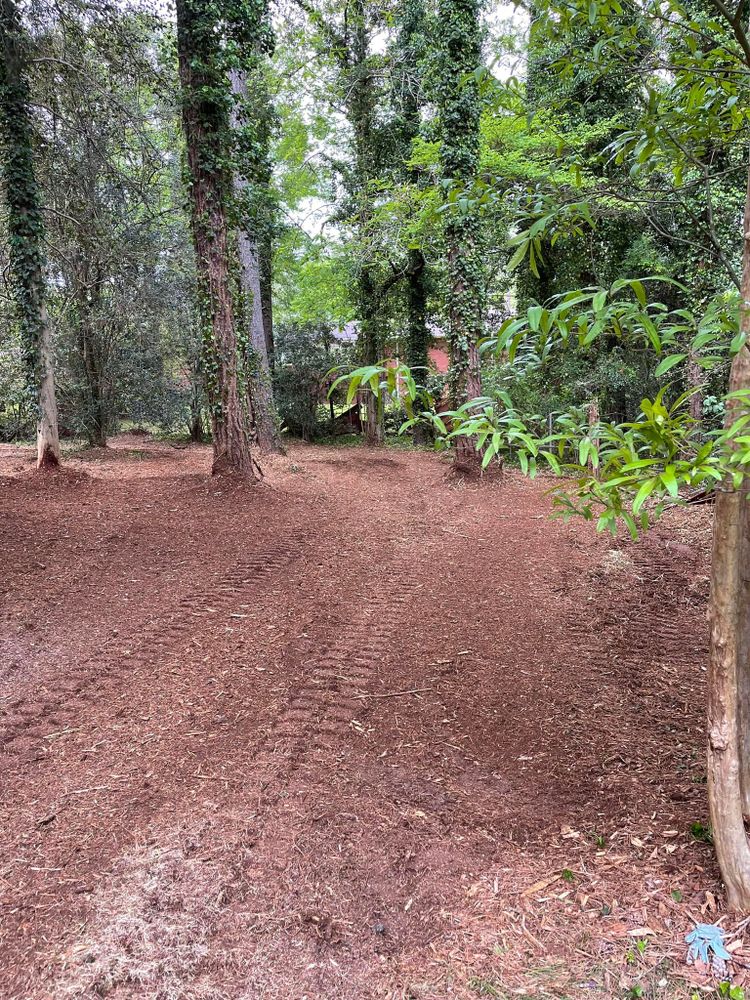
xmin=0 ymin=437 xmax=721 ymax=999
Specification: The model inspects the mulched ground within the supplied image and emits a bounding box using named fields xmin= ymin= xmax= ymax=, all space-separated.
xmin=0 ymin=434 xmax=734 ymax=999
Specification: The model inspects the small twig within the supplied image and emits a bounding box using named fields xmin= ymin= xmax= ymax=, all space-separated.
xmin=192 ymin=773 xmax=238 ymax=783
xmin=357 ymin=687 xmax=433 ymax=699
xmin=62 ymin=786 xmax=110 ymax=796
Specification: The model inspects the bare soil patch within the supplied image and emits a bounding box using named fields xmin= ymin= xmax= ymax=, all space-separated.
xmin=0 ymin=437 xmax=729 ymax=999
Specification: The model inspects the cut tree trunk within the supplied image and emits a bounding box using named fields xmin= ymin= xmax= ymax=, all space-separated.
xmin=707 ymin=160 xmax=750 ymax=910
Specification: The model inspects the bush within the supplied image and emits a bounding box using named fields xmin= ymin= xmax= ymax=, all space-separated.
xmin=274 ymin=322 xmax=354 ymax=440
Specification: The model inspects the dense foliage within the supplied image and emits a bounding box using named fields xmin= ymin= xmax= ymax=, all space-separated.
xmin=1 ymin=0 xmax=742 ymax=454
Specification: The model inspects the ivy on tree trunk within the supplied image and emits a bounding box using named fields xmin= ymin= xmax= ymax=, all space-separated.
xmin=0 ymin=0 xmax=60 ymax=469
xmin=230 ymin=68 xmax=285 ymax=456
xmin=436 ymin=0 xmax=484 ymax=470
xmin=176 ymin=0 xmax=258 ymax=478
xmin=348 ymin=0 xmax=383 ymax=446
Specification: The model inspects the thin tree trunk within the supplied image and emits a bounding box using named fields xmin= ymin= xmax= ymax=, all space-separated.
xmin=360 ymin=312 xmax=383 ymax=445
xmin=406 ymin=249 xmax=430 ymax=446
xmin=347 ymin=0 xmax=383 ymax=447
xmin=74 ymin=279 xmax=108 ymax=448
xmin=36 ymin=302 xmax=60 ymax=467
xmin=176 ymin=0 xmax=257 ymax=479
xmin=260 ymin=234 xmax=275 ymax=368
xmin=229 ymin=69 xmax=284 ymax=456
xmin=0 ymin=0 xmax=60 ymax=469
xmin=707 ymin=159 xmax=750 ymax=910
xmin=189 ymin=408 xmax=205 ymax=443
xmin=239 ymin=232 xmax=284 ymax=454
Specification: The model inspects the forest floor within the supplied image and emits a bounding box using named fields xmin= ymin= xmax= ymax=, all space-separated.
xmin=0 ymin=433 xmax=736 ymax=1000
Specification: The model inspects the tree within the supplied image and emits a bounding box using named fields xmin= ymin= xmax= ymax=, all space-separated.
xmin=390 ymin=0 xmax=432 ymax=444
xmin=176 ymin=0 xmax=259 ymax=477
xmin=435 ymin=0 xmax=485 ymax=470
xmin=0 ymin=0 xmax=60 ymax=468
xmin=30 ymin=11 xmax=184 ymax=448
xmin=531 ymin=0 xmax=750 ymax=907
xmin=291 ymin=0 xmax=410 ymax=445
xmin=337 ymin=0 xmax=750 ymax=909
xmin=344 ymin=0 xmax=385 ymax=445
xmin=230 ymin=67 xmax=285 ymax=454
xmin=518 ymin=3 xmax=650 ymax=305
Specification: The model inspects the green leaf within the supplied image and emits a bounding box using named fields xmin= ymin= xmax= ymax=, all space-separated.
xmin=631 ymin=280 xmax=647 ymax=307
xmin=633 ymin=477 xmax=658 ymax=515
xmin=654 ymin=354 xmax=687 ymax=377
xmin=661 ymin=466 xmax=679 ymax=498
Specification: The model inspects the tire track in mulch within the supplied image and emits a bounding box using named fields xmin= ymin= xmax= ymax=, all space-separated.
xmin=244 ymin=572 xmax=421 ymax=809
xmin=41 ymin=538 xmax=430 ymax=998
xmin=556 ymin=533 xmax=709 ymax=821
xmin=0 ymin=534 xmax=305 ymax=754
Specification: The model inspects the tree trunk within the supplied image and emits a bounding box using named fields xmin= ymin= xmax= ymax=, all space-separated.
xmin=346 ymin=0 xmax=384 ymax=447
xmin=239 ymin=230 xmax=284 ymax=454
xmin=260 ymin=234 xmax=275 ymax=369
xmin=360 ymin=312 xmax=383 ymax=446
xmin=0 ymin=0 xmax=60 ymax=469
xmin=37 ymin=301 xmax=60 ymax=467
xmin=189 ymin=409 xmax=205 ymax=443
xmin=451 ymin=331 xmax=482 ymax=470
xmin=707 ymin=160 xmax=750 ymax=910
xmin=176 ymin=0 xmax=257 ymax=479
xmin=229 ymin=69 xmax=284 ymax=456
xmin=406 ymin=249 xmax=431 ymax=446
xmin=73 ymin=275 xmax=108 ymax=448
xmin=438 ymin=0 xmax=484 ymax=473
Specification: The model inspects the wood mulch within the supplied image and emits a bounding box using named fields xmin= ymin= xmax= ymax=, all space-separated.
xmin=0 ymin=435 xmax=733 ymax=999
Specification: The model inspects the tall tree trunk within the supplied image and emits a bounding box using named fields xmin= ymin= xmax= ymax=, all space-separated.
xmin=393 ymin=0 xmax=431 ymax=446
xmin=36 ymin=302 xmax=60 ymax=466
xmin=406 ymin=249 xmax=430 ymax=446
xmin=260 ymin=233 xmax=275 ymax=368
xmin=707 ymin=160 xmax=750 ymax=910
xmin=229 ymin=69 xmax=284 ymax=456
xmin=348 ymin=0 xmax=383 ymax=446
xmin=437 ymin=0 xmax=484 ymax=472
xmin=0 ymin=0 xmax=60 ymax=469
xmin=239 ymin=231 xmax=284 ymax=454
xmin=73 ymin=269 xmax=109 ymax=448
xmin=176 ymin=0 xmax=257 ymax=478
